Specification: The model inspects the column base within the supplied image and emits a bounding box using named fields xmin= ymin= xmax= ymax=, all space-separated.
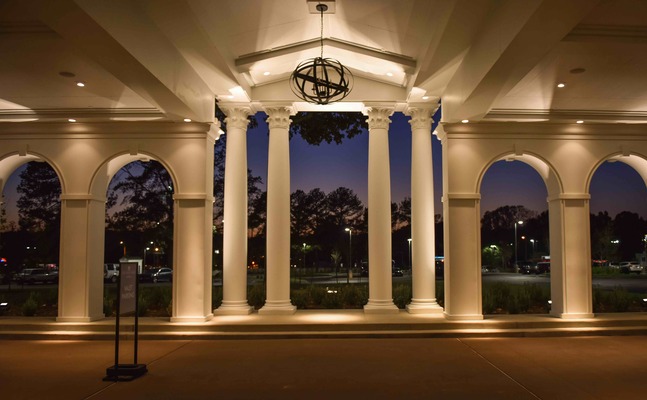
xmin=56 ymin=314 xmax=105 ymax=323
xmin=215 ymin=301 xmax=254 ymax=315
xmin=550 ymin=311 xmax=595 ymax=320
xmin=364 ymin=299 xmax=399 ymax=314
xmin=443 ymin=312 xmax=483 ymax=321
xmin=170 ymin=314 xmax=213 ymax=323
xmin=406 ymin=299 xmax=444 ymax=314
xmin=259 ymin=300 xmax=296 ymax=315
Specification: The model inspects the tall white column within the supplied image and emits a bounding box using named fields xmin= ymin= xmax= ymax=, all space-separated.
xmin=363 ymin=105 xmax=398 ymax=313
xmin=405 ymin=105 xmax=443 ymax=314
xmin=260 ymin=105 xmax=296 ymax=315
xmin=549 ymin=194 xmax=594 ymax=319
xmin=436 ymin=126 xmax=483 ymax=320
xmin=57 ymin=195 xmax=105 ymax=322
xmin=216 ymin=105 xmax=253 ymax=315
xmin=171 ymin=195 xmax=215 ymax=322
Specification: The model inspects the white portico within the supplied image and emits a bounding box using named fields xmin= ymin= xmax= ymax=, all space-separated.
xmin=1 ymin=0 xmax=647 ymax=324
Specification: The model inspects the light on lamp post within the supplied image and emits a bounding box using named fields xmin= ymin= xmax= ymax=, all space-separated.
xmin=345 ymin=228 xmax=352 ymax=284
xmin=119 ymin=241 xmax=126 ymax=257
xmin=407 ymin=238 xmax=412 ymax=269
xmin=514 ymin=221 xmax=524 ymax=269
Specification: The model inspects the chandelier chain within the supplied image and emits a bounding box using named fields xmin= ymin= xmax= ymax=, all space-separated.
xmin=320 ymin=6 xmax=324 ymax=59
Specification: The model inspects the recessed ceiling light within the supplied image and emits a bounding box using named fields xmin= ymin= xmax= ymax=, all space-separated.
xmin=557 ymin=83 xmax=566 ymax=88
xmin=263 ymin=71 xmax=271 ymax=76
xmin=68 ymin=118 xmax=77 ymax=122
xmin=576 ymin=120 xmax=584 ymax=124
xmin=461 ymin=119 xmax=469 ymax=123
xmin=422 ymin=96 xmax=429 ymax=100
xmin=386 ymin=72 xmax=393 ymax=77
xmin=183 ymin=118 xmax=192 ymax=122
xmin=76 ymin=81 xmax=85 ymax=87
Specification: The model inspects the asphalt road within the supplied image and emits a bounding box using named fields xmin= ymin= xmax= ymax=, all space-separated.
xmin=3 ymin=272 xmax=647 ymax=294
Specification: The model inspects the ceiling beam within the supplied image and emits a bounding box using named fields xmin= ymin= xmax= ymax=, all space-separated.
xmin=441 ymin=0 xmax=601 ymax=123
xmin=32 ymin=0 xmax=215 ymax=122
xmin=235 ymin=37 xmax=416 ymax=72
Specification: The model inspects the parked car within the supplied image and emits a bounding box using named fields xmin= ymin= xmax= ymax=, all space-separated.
xmin=16 ymin=268 xmax=58 ymax=285
xmin=619 ymin=262 xmax=643 ymax=274
xmin=392 ymin=267 xmax=404 ymax=277
xmin=140 ymin=267 xmax=173 ymax=283
xmin=536 ymin=262 xmax=550 ymax=274
xmin=104 ymin=263 xmax=120 ymax=283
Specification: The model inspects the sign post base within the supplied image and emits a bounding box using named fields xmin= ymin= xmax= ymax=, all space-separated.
xmin=104 ymin=364 xmax=148 ymax=381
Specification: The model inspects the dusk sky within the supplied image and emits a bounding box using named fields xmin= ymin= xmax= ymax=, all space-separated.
xmin=2 ymin=112 xmax=647 ymax=222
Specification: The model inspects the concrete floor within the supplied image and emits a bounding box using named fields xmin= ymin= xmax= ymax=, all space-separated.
xmin=2 ymin=336 xmax=647 ymax=399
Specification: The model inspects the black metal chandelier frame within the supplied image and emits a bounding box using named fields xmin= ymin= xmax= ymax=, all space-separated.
xmin=289 ymin=3 xmax=353 ymax=105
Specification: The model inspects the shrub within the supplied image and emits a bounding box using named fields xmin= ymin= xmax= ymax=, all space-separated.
xmin=248 ymin=284 xmax=266 ymax=309
xmin=393 ymin=283 xmax=412 ymax=309
xmin=322 ymin=288 xmax=343 ymax=309
xmin=291 ymin=288 xmax=309 ymax=309
xmin=21 ymin=292 xmax=38 ymax=316
xmin=340 ymin=284 xmax=362 ymax=308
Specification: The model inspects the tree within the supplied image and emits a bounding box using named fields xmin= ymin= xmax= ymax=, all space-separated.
xmin=290 ymin=112 xmax=367 ymax=145
xmin=17 ymin=162 xmax=61 ymax=232
xmin=481 ymin=205 xmax=536 ymax=247
xmin=590 ymin=211 xmax=616 ymax=261
xmin=107 ymin=161 xmax=174 ymax=263
xmin=324 ymin=187 xmax=364 ymax=229
xmin=290 ymin=188 xmax=326 ymax=239
xmin=613 ymin=211 xmax=647 ymax=260
xmin=16 ymin=162 xmax=61 ymax=264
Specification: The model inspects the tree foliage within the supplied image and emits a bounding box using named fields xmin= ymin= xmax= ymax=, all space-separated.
xmin=290 ymin=112 xmax=367 ymax=145
xmin=17 ymin=162 xmax=61 ymax=232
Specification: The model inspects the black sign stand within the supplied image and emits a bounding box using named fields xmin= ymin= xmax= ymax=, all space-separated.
xmin=104 ymin=262 xmax=147 ymax=381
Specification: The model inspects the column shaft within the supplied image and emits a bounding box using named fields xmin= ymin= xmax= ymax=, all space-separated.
xmin=549 ymin=195 xmax=594 ymax=318
xmin=57 ymin=196 xmax=105 ymax=322
xmin=260 ymin=106 xmax=296 ymax=314
xmin=363 ymin=106 xmax=398 ymax=313
xmin=172 ymin=197 xmax=214 ymax=322
xmin=217 ymin=106 xmax=253 ymax=314
xmin=406 ymin=107 xmax=442 ymax=314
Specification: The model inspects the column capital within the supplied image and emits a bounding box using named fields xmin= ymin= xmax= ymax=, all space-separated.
xmin=264 ymin=104 xmax=297 ymax=130
xmin=362 ymin=104 xmax=394 ymax=130
xmin=405 ymin=107 xmax=434 ymax=131
xmin=219 ymin=103 xmax=253 ymax=130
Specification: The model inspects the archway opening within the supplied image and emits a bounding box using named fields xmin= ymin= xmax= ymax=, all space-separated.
xmin=479 ymin=156 xmax=552 ymax=315
xmin=103 ymin=158 xmax=175 ymax=318
xmin=589 ymin=156 xmax=647 ymax=312
xmin=0 ymin=157 xmax=61 ymax=317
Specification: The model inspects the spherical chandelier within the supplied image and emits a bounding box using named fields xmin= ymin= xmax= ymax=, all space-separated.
xmin=290 ymin=3 xmax=353 ymax=105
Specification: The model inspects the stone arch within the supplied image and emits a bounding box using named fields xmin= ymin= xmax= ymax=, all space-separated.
xmin=89 ymin=151 xmax=179 ymax=198
xmin=477 ymin=151 xmax=562 ymax=197
xmin=0 ymin=152 xmax=67 ymax=194
xmin=586 ymin=152 xmax=647 ymax=194
xmin=476 ymin=151 xmax=559 ymax=315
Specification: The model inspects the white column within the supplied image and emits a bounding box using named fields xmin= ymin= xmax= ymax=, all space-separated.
xmin=216 ymin=105 xmax=253 ymax=315
xmin=363 ymin=105 xmax=398 ymax=313
xmin=437 ymin=126 xmax=483 ymax=320
xmin=171 ymin=195 xmax=215 ymax=322
xmin=405 ymin=106 xmax=443 ymax=314
xmin=57 ymin=195 xmax=105 ymax=322
xmin=260 ymin=105 xmax=296 ymax=315
xmin=549 ymin=194 xmax=594 ymax=319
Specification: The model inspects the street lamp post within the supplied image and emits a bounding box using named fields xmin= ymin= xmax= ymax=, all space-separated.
xmin=514 ymin=220 xmax=524 ymax=269
xmin=345 ymin=228 xmax=352 ymax=284
xmin=119 ymin=241 xmax=126 ymax=257
xmin=530 ymin=239 xmax=535 ymax=258
xmin=407 ymin=238 xmax=412 ymax=269
xmin=144 ymin=247 xmax=150 ymax=268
